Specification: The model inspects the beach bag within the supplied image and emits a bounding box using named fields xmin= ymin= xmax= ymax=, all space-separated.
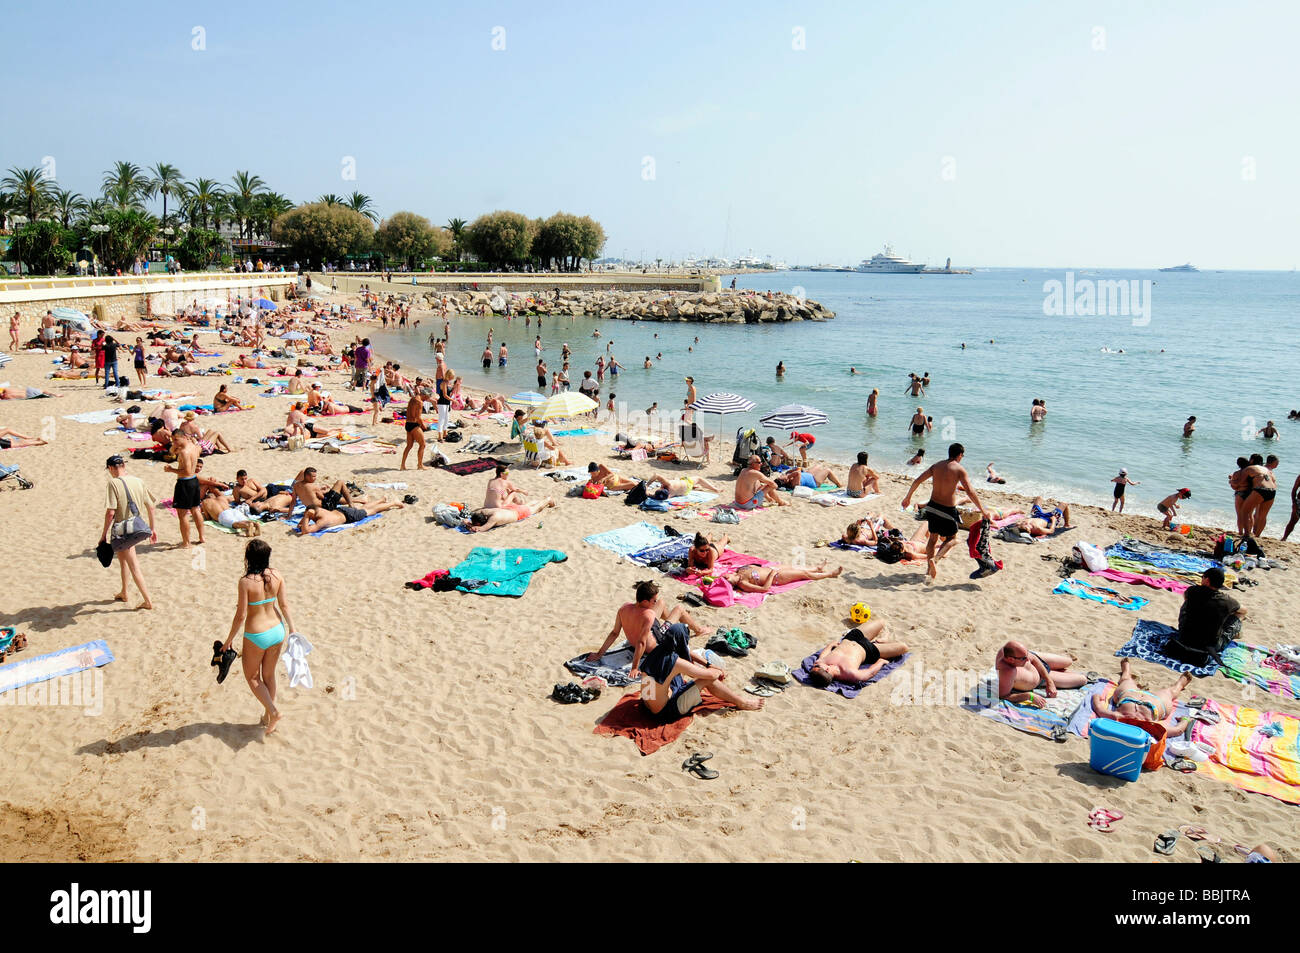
xmin=1089 ymin=719 xmax=1151 ymax=782
xmin=444 ymin=430 xmax=462 ymax=443
xmin=625 ymin=481 xmax=647 ymax=506
xmin=1243 ymin=536 xmax=1264 ymax=557
xmin=432 ymin=503 xmax=465 ymax=527
xmin=711 ymin=508 xmax=740 ymax=524
xmin=1073 ymin=542 xmax=1108 ymax=573
xmin=110 ymin=479 xmax=150 ymax=540
xmin=1120 ymin=717 xmax=1167 ymax=772
xmin=701 ymin=577 xmax=736 ymax=607
xmin=581 ymin=481 xmax=605 ymax=499
xmin=876 ymin=533 xmax=906 ymax=564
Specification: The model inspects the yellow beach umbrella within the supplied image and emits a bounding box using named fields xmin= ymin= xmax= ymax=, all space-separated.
xmin=534 ymin=391 xmax=597 ymax=420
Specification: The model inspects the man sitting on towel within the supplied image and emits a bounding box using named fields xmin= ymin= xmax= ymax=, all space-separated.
xmin=995 ymin=640 xmax=1088 ymax=707
xmin=1166 ymin=567 xmax=1246 ymax=666
xmin=585 ymin=580 xmax=761 ymax=719
xmin=735 ymin=455 xmax=788 ymax=509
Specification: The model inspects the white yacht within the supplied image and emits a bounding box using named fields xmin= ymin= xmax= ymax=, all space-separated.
xmin=856 ymin=245 xmax=926 ymax=273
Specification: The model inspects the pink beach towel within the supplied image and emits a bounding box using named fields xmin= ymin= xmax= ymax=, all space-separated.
xmin=1090 ymin=568 xmax=1189 ymax=593
xmin=677 ymin=550 xmax=809 ymax=607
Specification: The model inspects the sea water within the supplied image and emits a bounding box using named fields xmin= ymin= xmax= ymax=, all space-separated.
xmin=372 ymin=268 xmax=1300 ymax=535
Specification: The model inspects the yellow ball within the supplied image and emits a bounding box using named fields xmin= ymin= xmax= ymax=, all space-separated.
xmin=849 ymin=602 xmax=871 ymax=624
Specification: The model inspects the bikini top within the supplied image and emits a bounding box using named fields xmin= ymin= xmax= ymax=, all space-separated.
xmin=249 ymin=597 xmax=276 ymax=606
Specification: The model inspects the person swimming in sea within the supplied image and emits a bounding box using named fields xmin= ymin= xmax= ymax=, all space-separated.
xmin=906 ymin=448 xmax=925 ymax=466
xmin=986 ymin=463 xmax=1006 ymax=484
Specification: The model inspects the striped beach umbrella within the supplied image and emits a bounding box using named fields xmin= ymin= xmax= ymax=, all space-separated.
xmin=759 ymin=403 xmax=829 ymax=430
xmin=508 ymin=391 xmax=546 ymax=407
xmin=689 ymin=392 xmax=755 ymax=415
xmin=534 ymin=391 xmax=597 ymax=420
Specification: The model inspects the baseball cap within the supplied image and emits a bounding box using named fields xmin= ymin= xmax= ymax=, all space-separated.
xmin=105 ymin=455 xmax=125 ymax=467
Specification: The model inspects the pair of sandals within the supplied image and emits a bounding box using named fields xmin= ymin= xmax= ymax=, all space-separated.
xmin=551 ymin=682 xmax=601 ymax=705
xmin=1088 ymin=807 xmax=1124 ymax=832
xmin=211 ymin=640 xmax=238 ymax=683
xmin=1154 ymin=830 xmax=1220 ymax=861
xmin=682 ymin=751 xmax=717 ymax=780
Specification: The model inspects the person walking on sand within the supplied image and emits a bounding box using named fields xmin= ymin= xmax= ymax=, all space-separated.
xmin=400 ymin=387 xmax=427 ymax=470
xmin=100 ymin=454 xmax=157 ymax=610
xmin=8 ymin=311 xmax=19 ymax=351
xmin=900 ymin=442 xmax=990 ymax=581
xmin=219 ymin=539 xmax=297 ymax=736
xmin=164 ymin=431 xmax=205 ymax=548
xmin=1111 ymin=468 xmax=1140 ymax=513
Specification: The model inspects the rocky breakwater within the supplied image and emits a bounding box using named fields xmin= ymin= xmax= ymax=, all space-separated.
xmin=415 ymin=288 xmax=835 ymax=323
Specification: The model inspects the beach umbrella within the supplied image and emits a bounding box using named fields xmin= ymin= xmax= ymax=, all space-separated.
xmin=508 ymin=391 xmax=546 ymax=407
xmin=51 ymin=306 xmax=89 ymax=322
xmin=255 ymin=298 xmax=277 ymax=310
xmin=689 ymin=391 xmax=755 ymax=440
xmin=535 ymin=391 xmax=597 ymax=420
xmin=759 ymin=403 xmax=829 ymax=430
xmin=280 ymin=331 xmax=310 ymax=341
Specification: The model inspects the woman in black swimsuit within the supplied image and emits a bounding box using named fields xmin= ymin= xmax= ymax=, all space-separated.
xmin=909 ymin=408 xmax=927 ymax=436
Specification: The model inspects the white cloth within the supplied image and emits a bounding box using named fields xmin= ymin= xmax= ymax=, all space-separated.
xmin=281 ymin=632 xmax=314 ymax=689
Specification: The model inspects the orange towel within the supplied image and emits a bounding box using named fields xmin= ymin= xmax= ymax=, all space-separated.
xmin=594 ymin=688 xmax=732 ymax=755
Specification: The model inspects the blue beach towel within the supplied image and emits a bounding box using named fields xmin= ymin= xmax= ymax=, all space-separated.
xmin=449 ymin=546 xmax=567 ymax=597
xmin=564 ymin=644 xmax=641 ymax=687
xmin=583 ymin=521 xmax=669 ymax=558
xmin=627 ymin=536 xmax=693 ymax=566
xmin=1115 ymin=619 xmax=1220 ymax=677
xmin=0 ymin=639 xmax=115 ymax=697
xmin=1106 ymin=544 xmax=1219 ymax=574
xmin=792 ymin=651 xmax=909 ymax=699
xmin=1053 ymin=577 xmax=1149 ymax=611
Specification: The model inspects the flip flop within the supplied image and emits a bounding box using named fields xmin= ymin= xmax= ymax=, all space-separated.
xmin=1178 ymin=825 xmax=1220 ymax=843
xmin=1192 ymin=709 xmax=1221 ymax=725
xmin=1197 ymin=845 xmax=1222 ymax=863
xmin=1170 ymin=758 xmax=1198 ymax=773
xmin=1085 ymin=671 xmax=1102 ymax=684
xmin=682 ymin=753 xmax=718 ymax=780
xmin=210 ymin=640 xmax=223 ymax=667
xmin=1088 ymin=807 xmax=1124 ymax=832
xmin=745 ymin=682 xmax=782 ymax=697
xmin=1154 ymin=830 xmax=1180 ymax=855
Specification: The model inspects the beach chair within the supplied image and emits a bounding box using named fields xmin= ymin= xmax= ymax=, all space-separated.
xmin=677 ymin=424 xmax=708 ymax=468
xmin=0 ymin=463 xmax=33 ymax=490
xmin=521 ymin=434 xmax=552 ymax=468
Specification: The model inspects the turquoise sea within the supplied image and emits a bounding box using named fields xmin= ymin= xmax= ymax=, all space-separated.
xmin=373 ymin=268 xmax=1300 ymax=535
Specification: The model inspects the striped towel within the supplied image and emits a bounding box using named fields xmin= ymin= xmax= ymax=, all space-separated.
xmin=1191 ymin=700 xmax=1300 ymax=805
xmin=1219 ymin=642 xmax=1300 ymax=700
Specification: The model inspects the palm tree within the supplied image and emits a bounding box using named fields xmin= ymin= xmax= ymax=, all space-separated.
xmin=1 ymin=166 xmax=54 ymax=221
xmin=230 ymin=171 xmax=266 ymax=240
xmin=147 ymin=162 xmax=185 ymax=230
xmin=316 ymin=193 xmax=342 ymax=207
xmin=345 ymin=192 xmax=377 ymax=222
xmin=102 ymin=161 xmax=149 ymax=206
xmin=182 ymin=177 xmax=226 ymax=230
xmin=51 ymin=188 xmax=86 ymax=228
xmin=446 ymin=217 xmax=467 ymax=262
xmin=253 ymin=192 xmax=295 ymax=240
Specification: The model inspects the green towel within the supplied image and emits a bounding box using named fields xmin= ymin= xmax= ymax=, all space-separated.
xmin=449 ymin=547 xmax=568 ymax=598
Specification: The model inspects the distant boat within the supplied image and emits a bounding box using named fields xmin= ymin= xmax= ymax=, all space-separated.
xmin=857 ymin=245 xmax=926 ymax=273
xmin=1159 ymin=262 xmax=1199 ymax=272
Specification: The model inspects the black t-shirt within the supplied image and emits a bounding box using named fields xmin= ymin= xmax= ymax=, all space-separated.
xmin=103 ymin=339 xmax=118 ymax=363
xmin=1177 ymin=586 xmax=1240 ymax=650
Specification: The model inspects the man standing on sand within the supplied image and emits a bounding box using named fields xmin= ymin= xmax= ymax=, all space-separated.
xmin=900 ymin=442 xmax=989 ymax=580
xmin=100 ymin=454 xmax=157 ymax=610
xmin=163 ymin=430 xmax=205 ymax=548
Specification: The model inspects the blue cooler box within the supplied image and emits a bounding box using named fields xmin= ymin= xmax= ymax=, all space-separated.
xmin=1090 ymin=719 xmax=1152 ymax=781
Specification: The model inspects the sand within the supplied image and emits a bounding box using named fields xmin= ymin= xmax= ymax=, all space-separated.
xmin=1 ymin=295 xmax=1297 ymax=863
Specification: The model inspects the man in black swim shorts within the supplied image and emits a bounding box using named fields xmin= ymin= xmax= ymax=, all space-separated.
xmin=900 ymin=442 xmax=990 ymax=581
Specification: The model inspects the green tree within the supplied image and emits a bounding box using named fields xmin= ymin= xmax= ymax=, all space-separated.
xmin=375 ymin=211 xmax=449 ymax=268
xmin=316 ymin=193 xmax=343 ymax=207
xmin=1 ymin=166 xmax=54 ymax=220
xmin=6 ymin=219 xmax=76 ymax=275
xmin=147 ymin=162 xmax=185 ymax=228
xmin=271 ymin=202 xmax=374 ymax=267
xmin=230 ymin=170 xmax=266 ymax=240
xmin=575 ymin=216 xmax=607 ymax=269
xmin=175 ymin=227 xmax=225 ymax=270
xmin=51 ymin=188 xmax=86 ymax=228
xmin=445 ymin=217 xmax=467 ymax=261
xmin=345 ymin=192 xmax=377 ymax=222
xmin=102 ymin=161 xmax=150 ymax=208
xmin=80 ymin=208 xmax=158 ymax=272
xmin=182 ymin=177 xmax=226 ymax=229
xmin=253 ymin=192 xmax=295 ymax=240
xmin=465 ymin=210 xmax=536 ymax=267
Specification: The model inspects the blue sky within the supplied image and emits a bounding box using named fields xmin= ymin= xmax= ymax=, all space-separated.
xmin=7 ymin=1 xmax=1298 ymax=268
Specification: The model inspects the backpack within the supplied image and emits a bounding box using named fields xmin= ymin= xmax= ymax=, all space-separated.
xmin=876 ymin=532 xmax=906 ymax=564
xmin=1243 ymin=536 xmax=1264 ymax=557
xmin=625 ymin=480 xmax=647 ymax=506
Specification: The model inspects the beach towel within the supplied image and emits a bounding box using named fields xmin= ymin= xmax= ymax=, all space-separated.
xmin=447 ymin=546 xmax=567 ymax=597
xmin=1089 ymin=567 xmax=1190 ymax=594
xmin=1106 ymin=543 xmax=1219 ymax=574
xmin=552 ymin=427 xmax=605 ymax=438
xmin=961 ymin=670 xmax=1087 ymax=741
xmin=583 ymin=521 xmax=669 ymax=558
xmin=594 ymin=687 xmax=731 ymax=755
xmin=1105 ymin=557 xmax=1208 ymax=587
xmin=677 ymin=550 xmax=809 ymax=608
xmin=564 ymin=644 xmax=641 ymax=688
xmin=441 ymin=457 xmax=502 ymax=476
xmin=281 ymin=632 xmax=314 ymax=689
xmin=626 ymin=535 xmax=693 ymax=567
xmin=62 ymin=408 xmax=123 ymax=425
xmin=792 ymin=651 xmax=909 ymax=698
xmin=812 ymin=490 xmax=880 ymax=507
xmin=1190 ymin=699 xmax=1300 ymax=805
xmin=290 ymin=512 xmax=384 ymax=536
xmin=1219 ymin=643 xmax=1300 ymax=700
xmin=1053 ymin=577 xmax=1149 ymax=611
xmin=0 ymin=639 xmax=114 ymax=698
xmin=1115 ymin=619 xmax=1220 ymax=677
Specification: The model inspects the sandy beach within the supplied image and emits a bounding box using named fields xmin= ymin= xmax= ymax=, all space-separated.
xmin=1 ymin=293 xmax=1297 ymax=863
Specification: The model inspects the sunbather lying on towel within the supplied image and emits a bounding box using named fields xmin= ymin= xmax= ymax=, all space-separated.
xmin=299 ymin=498 xmax=405 ymax=533
xmin=775 ymin=464 xmax=843 ymax=490
xmin=995 ymin=640 xmax=1089 ymax=706
xmin=725 ymin=563 xmax=843 ymax=592
xmin=807 ymin=621 xmax=909 ymax=686
xmin=841 ymin=514 xmax=896 ymax=546
xmin=1 ymin=385 xmax=60 ymax=399
xmin=200 ymin=487 xmax=263 ymax=536
xmin=645 ymin=474 xmax=722 ymax=497
xmin=585 ymin=580 xmax=762 ymax=717
xmin=588 ymin=462 xmax=640 ymax=492
xmin=687 ymin=533 xmax=729 ymax=573
xmin=468 ymin=497 xmax=556 ymax=532
xmin=0 ymin=426 xmax=48 ymax=448
xmin=1090 ymin=658 xmax=1193 ymax=732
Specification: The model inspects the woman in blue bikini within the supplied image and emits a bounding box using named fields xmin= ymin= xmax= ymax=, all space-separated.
xmin=221 ymin=539 xmax=297 ymax=735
